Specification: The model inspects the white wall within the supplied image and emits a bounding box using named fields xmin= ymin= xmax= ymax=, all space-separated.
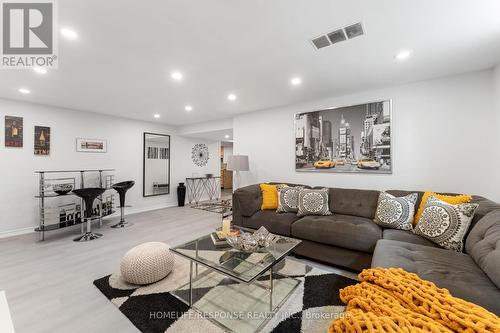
xmin=178 ymin=118 xmax=233 ymax=136
xmin=495 ymin=64 xmax=500 ymax=105
xmin=494 ymin=64 xmax=500 ymax=191
xmin=223 ymin=145 xmax=233 ymax=163
xmin=0 ymin=99 xmax=219 ymax=235
xmin=234 ymin=70 xmax=500 ymax=202
xmin=494 ymin=64 xmax=500 ymax=141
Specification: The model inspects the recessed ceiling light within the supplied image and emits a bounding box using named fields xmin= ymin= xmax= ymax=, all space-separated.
xmin=153 ymin=114 xmax=160 ymax=119
xmin=61 ymin=28 xmax=78 ymax=40
xmin=18 ymin=88 xmax=31 ymax=94
xmin=33 ymin=67 xmax=47 ymax=74
xmin=225 ymin=134 xmax=230 ymax=139
xmin=185 ymin=105 xmax=193 ymax=111
xmin=394 ymin=50 xmax=412 ymax=61
xmin=171 ymin=71 xmax=183 ymax=80
xmin=291 ymin=77 xmax=302 ymax=86
xmin=227 ymin=94 xmax=237 ymax=101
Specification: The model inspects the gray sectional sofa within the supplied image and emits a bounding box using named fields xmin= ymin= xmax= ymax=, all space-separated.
xmin=232 ymin=184 xmax=500 ymax=314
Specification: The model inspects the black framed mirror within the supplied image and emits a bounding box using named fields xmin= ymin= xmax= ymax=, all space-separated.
xmin=143 ymin=132 xmax=170 ymax=197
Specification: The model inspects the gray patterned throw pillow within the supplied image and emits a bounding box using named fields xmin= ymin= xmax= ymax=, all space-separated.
xmin=373 ymin=192 xmax=418 ymax=230
xmin=297 ymin=188 xmax=332 ymax=217
xmin=276 ymin=186 xmax=303 ymax=213
xmin=414 ymin=196 xmax=478 ymax=252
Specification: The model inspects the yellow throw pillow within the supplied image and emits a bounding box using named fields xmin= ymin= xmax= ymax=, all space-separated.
xmin=260 ymin=184 xmax=286 ymax=210
xmin=414 ymin=192 xmax=472 ymax=225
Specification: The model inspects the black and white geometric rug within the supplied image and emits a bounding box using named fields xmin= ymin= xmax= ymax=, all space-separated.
xmin=191 ymin=199 xmax=232 ymax=217
xmin=93 ymin=256 xmax=356 ymax=333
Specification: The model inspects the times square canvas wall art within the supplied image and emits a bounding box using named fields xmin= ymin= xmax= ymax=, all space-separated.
xmin=295 ymin=100 xmax=392 ymax=173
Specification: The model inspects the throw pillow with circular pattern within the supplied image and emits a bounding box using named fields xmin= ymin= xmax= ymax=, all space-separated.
xmin=297 ymin=188 xmax=332 ymax=217
xmin=276 ymin=186 xmax=304 ymax=213
xmin=414 ymin=196 xmax=479 ymax=252
xmin=373 ymin=192 xmax=418 ymax=230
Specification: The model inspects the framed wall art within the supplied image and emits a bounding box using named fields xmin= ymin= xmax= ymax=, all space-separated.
xmin=34 ymin=126 xmax=50 ymax=155
xmin=5 ymin=116 xmax=23 ymax=148
xmin=76 ymin=138 xmax=107 ymax=153
xmin=295 ymin=100 xmax=392 ymax=174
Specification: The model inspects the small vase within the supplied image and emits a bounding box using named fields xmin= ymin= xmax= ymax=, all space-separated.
xmin=177 ymin=182 xmax=186 ymax=207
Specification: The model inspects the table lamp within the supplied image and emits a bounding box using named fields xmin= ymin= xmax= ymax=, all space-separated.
xmin=227 ymin=155 xmax=249 ymax=190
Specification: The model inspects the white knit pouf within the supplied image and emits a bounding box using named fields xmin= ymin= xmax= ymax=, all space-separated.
xmin=120 ymin=242 xmax=174 ymax=285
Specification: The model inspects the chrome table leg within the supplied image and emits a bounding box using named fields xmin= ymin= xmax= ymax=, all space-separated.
xmin=189 ymin=261 xmax=193 ymax=307
xmin=269 ymin=270 xmax=273 ymax=312
xmin=195 ymin=242 xmax=199 ymax=276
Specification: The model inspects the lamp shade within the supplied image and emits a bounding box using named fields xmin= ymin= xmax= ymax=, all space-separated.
xmin=227 ymin=155 xmax=249 ymax=172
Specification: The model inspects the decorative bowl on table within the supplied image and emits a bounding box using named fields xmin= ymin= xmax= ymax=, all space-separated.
xmin=53 ymin=183 xmax=73 ymax=195
xmin=226 ymin=227 xmax=280 ymax=253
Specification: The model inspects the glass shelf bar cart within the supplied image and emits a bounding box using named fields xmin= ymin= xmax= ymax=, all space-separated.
xmin=35 ymin=169 xmax=116 ymax=241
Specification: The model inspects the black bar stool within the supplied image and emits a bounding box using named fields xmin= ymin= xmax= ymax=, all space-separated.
xmin=73 ymin=188 xmax=106 ymax=242
xmin=111 ymin=181 xmax=135 ymax=228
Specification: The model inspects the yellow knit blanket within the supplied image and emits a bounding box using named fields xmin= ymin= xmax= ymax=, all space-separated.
xmin=328 ymin=268 xmax=500 ymax=333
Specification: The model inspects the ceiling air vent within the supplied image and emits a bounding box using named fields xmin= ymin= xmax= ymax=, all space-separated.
xmin=344 ymin=22 xmax=364 ymax=39
xmin=310 ymin=22 xmax=365 ymax=50
xmin=327 ymin=29 xmax=347 ymax=45
xmin=311 ymin=35 xmax=330 ymax=49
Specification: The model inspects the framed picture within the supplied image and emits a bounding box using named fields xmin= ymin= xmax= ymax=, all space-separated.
xmin=5 ymin=116 xmax=23 ymax=148
xmin=34 ymin=126 xmax=50 ymax=155
xmin=76 ymin=138 xmax=107 ymax=153
xmin=295 ymin=100 xmax=392 ymax=174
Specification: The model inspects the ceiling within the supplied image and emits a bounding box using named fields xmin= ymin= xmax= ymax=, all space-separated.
xmin=1 ymin=0 xmax=500 ymax=126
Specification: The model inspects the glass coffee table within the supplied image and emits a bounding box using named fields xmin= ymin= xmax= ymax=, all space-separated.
xmin=170 ymin=227 xmax=302 ymax=333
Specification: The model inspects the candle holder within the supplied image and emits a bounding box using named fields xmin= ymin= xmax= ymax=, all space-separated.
xmin=222 ymin=216 xmax=232 ymax=235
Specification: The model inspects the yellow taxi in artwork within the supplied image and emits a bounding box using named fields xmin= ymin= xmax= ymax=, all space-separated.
xmin=314 ymin=159 xmax=335 ymax=169
xmin=357 ymin=158 xmax=382 ymax=170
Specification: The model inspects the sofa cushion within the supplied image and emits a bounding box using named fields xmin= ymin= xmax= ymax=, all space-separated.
xmin=293 ymin=239 xmax=373 ymax=272
xmin=330 ymin=188 xmax=380 ymax=219
xmin=292 ymin=214 xmax=382 ymax=253
xmin=469 ymin=196 xmax=500 ymax=233
xmin=372 ymin=239 xmax=500 ymax=315
xmin=465 ymin=210 xmax=500 ymax=290
xmin=382 ymin=229 xmax=440 ymax=248
xmin=241 ymin=210 xmax=299 ymax=236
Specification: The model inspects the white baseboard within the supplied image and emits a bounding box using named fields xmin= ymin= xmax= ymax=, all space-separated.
xmin=0 ymin=202 xmax=179 ymax=240
xmin=0 ymin=226 xmax=36 ymax=239
xmin=120 ymin=201 xmax=178 ymax=216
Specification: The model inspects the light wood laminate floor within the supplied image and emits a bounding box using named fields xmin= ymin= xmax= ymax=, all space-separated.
xmin=0 ymin=206 xmax=356 ymax=333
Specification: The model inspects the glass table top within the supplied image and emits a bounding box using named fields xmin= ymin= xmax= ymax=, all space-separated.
xmin=170 ymin=227 xmax=301 ymax=283
xmin=170 ymin=269 xmax=301 ymax=333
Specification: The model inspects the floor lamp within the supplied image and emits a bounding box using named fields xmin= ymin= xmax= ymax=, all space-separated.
xmin=227 ymin=155 xmax=249 ymax=190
